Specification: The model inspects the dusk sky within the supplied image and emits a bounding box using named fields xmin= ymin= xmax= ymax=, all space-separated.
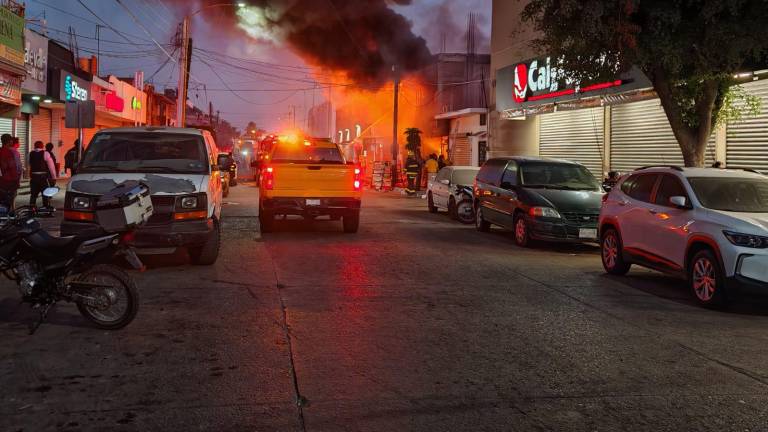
xmin=25 ymin=0 xmax=491 ymax=132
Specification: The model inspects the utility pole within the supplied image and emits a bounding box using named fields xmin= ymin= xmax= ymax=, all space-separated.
xmin=391 ymin=65 xmax=400 ymax=188
xmin=176 ymin=17 xmax=190 ymax=127
xmin=95 ymin=25 xmax=104 ymax=76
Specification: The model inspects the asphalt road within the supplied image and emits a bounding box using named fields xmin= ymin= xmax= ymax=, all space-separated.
xmin=2 ymin=182 xmax=768 ymax=431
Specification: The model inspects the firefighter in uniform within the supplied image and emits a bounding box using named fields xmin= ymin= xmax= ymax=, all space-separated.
xmin=405 ymin=151 xmax=419 ymax=196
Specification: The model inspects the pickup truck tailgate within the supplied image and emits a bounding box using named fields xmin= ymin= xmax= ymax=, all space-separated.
xmin=272 ymin=164 xmax=354 ymax=196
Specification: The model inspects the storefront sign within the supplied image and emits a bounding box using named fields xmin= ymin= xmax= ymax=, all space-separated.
xmin=60 ymin=71 xmax=90 ymax=101
xmin=23 ymin=29 xmax=47 ymax=94
xmin=0 ymin=69 xmax=21 ymax=106
xmin=105 ymin=91 xmax=124 ymax=111
xmin=131 ymin=96 xmax=142 ymax=110
xmin=497 ymin=55 xmax=652 ymax=116
xmin=0 ymin=6 xmax=24 ymax=68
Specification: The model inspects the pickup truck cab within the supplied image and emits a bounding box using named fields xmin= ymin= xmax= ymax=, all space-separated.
xmin=62 ymin=127 xmax=223 ymax=265
xmin=259 ymin=136 xmax=362 ymax=233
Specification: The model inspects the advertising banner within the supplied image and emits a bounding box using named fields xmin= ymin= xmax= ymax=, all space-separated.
xmin=0 ymin=6 xmax=24 ymax=69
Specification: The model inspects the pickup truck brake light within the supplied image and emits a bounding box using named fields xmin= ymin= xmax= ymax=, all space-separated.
xmin=354 ymin=167 xmax=362 ymax=191
xmin=264 ymin=166 xmax=275 ymax=190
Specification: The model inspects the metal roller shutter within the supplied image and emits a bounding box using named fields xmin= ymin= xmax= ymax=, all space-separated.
xmin=452 ymin=136 xmax=471 ymax=166
xmin=726 ymin=79 xmax=768 ymax=173
xmin=611 ymin=99 xmax=715 ymax=172
xmin=0 ymin=118 xmax=12 ymax=139
xmin=539 ymin=107 xmax=604 ymax=175
xmin=15 ymin=115 xmax=28 ymax=169
xmin=31 ymin=108 xmax=51 ymax=147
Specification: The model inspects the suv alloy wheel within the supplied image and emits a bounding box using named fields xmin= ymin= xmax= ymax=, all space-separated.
xmin=601 ymin=228 xmax=631 ymax=275
xmin=689 ymin=249 xmax=727 ymax=308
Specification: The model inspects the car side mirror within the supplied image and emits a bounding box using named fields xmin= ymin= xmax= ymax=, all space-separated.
xmin=669 ymin=196 xmax=688 ymax=209
xmin=440 ymin=179 xmax=450 ymax=185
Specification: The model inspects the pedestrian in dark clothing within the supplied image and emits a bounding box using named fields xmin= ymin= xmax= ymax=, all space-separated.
xmin=45 ymin=142 xmax=59 ymax=176
xmin=64 ymin=141 xmax=78 ymax=175
xmin=29 ymin=141 xmax=57 ymax=208
xmin=437 ymin=154 xmax=446 ymax=170
xmin=0 ymin=134 xmax=20 ymax=210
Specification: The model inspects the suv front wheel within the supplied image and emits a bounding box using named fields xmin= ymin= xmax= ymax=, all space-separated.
xmin=689 ymin=249 xmax=728 ymax=308
xmin=601 ymin=228 xmax=631 ymax=275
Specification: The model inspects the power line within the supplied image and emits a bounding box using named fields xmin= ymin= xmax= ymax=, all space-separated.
xmin=75 ymin=0 xmax=153 ymax=47
xmin=197 ymin=56 xmax=301 ymax=106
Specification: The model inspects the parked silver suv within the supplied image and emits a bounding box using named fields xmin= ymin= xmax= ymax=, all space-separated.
xmin=600 ymin=166 xmax=768 ymax=308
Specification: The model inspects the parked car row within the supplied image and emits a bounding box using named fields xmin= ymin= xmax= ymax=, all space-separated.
xmin=427 ymin=157 xmax=768 ymax=309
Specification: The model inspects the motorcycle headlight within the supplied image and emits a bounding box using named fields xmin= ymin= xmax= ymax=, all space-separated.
xmin=529 ymin=206 xmax=561 ymax=219
xmin=180 ymin=196 xmax=198 ymax=209
xmin=723 ymin=231 xmax=768 ymax=248
xmin=72 ymin=196 xmax=92 ymax=210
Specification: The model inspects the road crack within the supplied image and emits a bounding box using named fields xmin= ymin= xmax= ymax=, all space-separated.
xmin=266 ymin=247 xmax=307 ymax=432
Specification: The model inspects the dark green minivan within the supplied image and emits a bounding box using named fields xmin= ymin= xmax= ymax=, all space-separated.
xmin=473 ymin=157 xmax=604 ymax=247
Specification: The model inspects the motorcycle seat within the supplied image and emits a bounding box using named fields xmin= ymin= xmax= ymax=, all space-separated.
xmin=26 ymin=230 xmax=83 ymax=256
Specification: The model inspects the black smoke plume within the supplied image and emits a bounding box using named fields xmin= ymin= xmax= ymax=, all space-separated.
xmin=169 ymin=0 xmax=434 ymax=85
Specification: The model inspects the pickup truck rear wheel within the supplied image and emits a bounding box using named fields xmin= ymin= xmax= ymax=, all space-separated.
xmin=189 ymin=219 xmax=220 ymax=265
xmin=343 ymin=211 xmax=360 ymax=233
xmin=259 ymin=210 xmax=274 ymax=233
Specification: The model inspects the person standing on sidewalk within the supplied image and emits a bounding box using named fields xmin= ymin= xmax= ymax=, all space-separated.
xmin=45 ymin=142 xmax=59 ymax=177
xmin=0 ymin=134 xmax=19 ymax=210
xmin=425 ymin=153 xmax=439 ymax=187
xmin=28 ymin=141 xmax=57 ymax=208
xmin=64 ymin=140 xmax=79 ymax=175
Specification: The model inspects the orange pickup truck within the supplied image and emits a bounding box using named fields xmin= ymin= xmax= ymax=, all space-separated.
xmin=258 ymin=137 xmax=362 ymax=233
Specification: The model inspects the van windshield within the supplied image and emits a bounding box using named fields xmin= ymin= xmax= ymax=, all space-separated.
xmin=79 ymin=133 xmax=209 ymax=174
xmin=520 ymin=162 xmax=601 ymax=191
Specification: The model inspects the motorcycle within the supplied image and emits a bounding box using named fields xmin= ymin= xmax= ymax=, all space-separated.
xmin=451 ymin=185 xmax=476 ymax=225
xmin=3 ymin=187 xmax=145 ymax=334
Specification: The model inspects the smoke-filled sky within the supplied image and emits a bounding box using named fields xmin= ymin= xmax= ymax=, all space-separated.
xmin=25 ymin=0 xmax=491 ymax=130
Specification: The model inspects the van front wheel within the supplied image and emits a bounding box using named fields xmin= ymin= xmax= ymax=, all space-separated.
xmin=189 ymin=220 xmax=220 ymax=265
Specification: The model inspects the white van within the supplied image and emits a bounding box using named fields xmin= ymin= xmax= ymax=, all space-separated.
xmin=61 ymin=127 xmax=223 ymax=265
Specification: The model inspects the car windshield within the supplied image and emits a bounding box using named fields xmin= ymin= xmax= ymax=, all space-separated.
xmin=79 ymin=133 xmax=209 ymax=174
xmin=520 ymin=162 xmax=601 ymax=191
xmin=452 ymin=169 xmax=479 ymax=186
xmin=688 ymin=177 xmax=768 ymax=213
xmin=271 ymin=143 xmax=344 ymax=164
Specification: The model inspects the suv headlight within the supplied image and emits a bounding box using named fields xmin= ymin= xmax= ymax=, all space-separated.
xmin=723 ymin=231 xmax=768 ymax=248
xmin=72 ymin=196 xmax=92 ymax=210
xmin=180 ymin=196 xmax=198 ymax=209
xmin=529 ymin=207 xmax=561 ymax=219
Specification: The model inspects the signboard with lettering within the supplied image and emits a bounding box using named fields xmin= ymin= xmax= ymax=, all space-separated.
xmin=59 ymin=70 xmax=90 ymax=102
xmin=0 ymin=6 xmax=24 ymax=68
xmin=496 ymin=56 xmax=651 ymax=117
xmin=0 ymin=68 xmax=21 ymax=105
xmin=23 ymin=29 xmax=47 ymax=94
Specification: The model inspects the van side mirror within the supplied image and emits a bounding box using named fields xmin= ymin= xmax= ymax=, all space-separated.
xmin=669 ymin=196 xmax=688 ymax=209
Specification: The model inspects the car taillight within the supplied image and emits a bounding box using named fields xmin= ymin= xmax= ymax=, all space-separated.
xmin=353 ymin=166 xmax=362 ymax=191
xmin=602 ymin=193 xmax=609 ymax=203
xmin=264 ymin=166 xmax=274 ymax=190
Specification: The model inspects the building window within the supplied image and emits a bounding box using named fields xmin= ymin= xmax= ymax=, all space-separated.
xmin=479 ymin=113 xmax=487 ymax=126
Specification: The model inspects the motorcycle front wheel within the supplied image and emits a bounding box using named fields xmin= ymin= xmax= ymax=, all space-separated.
xmin=75 ymin=264 xmax=139 ymax=330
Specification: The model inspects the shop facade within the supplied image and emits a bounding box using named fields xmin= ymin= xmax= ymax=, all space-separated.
xmin=493 ymin=52 xmax=764 ymax=176
xmin=490 ymin=0 xmax=768 ymax=176
xmin=0 ymin=6 xmax=27 ymax=174
xmin=434 ymin=108 xmax=488 ymax=166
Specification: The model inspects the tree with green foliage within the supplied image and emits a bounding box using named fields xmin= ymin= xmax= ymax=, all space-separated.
xmin=522 ymin=0 xmax=767 ymax=166
xmin=404 ymin=128 xmax=423 ymax=160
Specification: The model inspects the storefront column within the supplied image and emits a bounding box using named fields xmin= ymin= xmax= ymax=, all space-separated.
xmin=603 ymin=105 xmax=611 ymax=175
xmin=715 ymin=123 xmax=727 ymax=166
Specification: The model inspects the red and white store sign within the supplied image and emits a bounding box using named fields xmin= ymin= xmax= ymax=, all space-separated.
xmin=512 ymin=57 xmax=623 ymax=104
